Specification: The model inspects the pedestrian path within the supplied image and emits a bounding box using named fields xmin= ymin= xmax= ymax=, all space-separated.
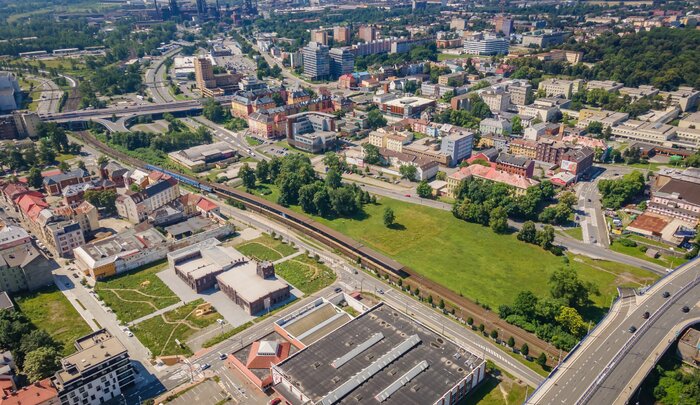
xmin=273 ymin=250 xmax=304 ymax=265
xmin=130 ymin=301 xmax=187 ymax=326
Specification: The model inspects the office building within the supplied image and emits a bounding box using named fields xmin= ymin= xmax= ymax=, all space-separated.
xmin=52 ymin=330 xmax=134 ymax=405
xmin=441 ymin=132 xmax=474 ymax=166
xmin=329 ymin=48 xmax=354 ymax=79
xmin=0 ymin=72 xmax=21 ymax=113
xmin=463 ymin=34 xmax=509 ymax=55
xmin=358 ymin=25 xmax=377 ymax=42
xmin=537 ymin=78 xmax=582 ymax=99
xmin=194 ymin=57 xmax=240 ymax=97
xmin=521 ymin=30 xmax=570 ymax=48
xmin=302 ymin=42 xmax=330 ymax=81
xmin=272 ymin=303 xmax=486 ymax=405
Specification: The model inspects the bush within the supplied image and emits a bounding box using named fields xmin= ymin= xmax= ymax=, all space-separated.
xmin=639 ymin=246 xmax=648 ymax=253
xmin=617 ymin=238 xmax=637 ymax=247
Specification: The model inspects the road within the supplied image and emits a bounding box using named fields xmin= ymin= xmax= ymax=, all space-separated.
xmin=35 ymin=76 xmax=63 ymax=114
xmin=576 ymin=169 xmax=609 ymax=247
xmin=528 ymin=258 xmax=700 ymax=404
xmin=145 ymin=47 xmax=182 ymax=104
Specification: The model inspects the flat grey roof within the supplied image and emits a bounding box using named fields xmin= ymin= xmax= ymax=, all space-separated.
xmin=274 ymin=303 xmax=483 ymax=405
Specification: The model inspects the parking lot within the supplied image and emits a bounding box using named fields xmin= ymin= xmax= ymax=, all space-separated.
xmin=166 ymin=379 xmax=233 ymax=405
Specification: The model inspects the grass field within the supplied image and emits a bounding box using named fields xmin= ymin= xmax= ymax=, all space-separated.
xmin=463 ymin=371 xmax=529 ymax=405
xmin=14 ymin=287 xmax=93 ymax=356
xmin=609 ymin=241 xmax=685 ymax=269
xmin=438 ymin=53 xmax=469 ymax=61
xmin=95 ymin=260 xmax=180 ymax=323
xmin=238 ymin=186 xmax=658 ymax=317
xmin=562 ymin=226 xmax=583 ymax=241
xmin=132 ymin=299 xmax=220 ymax=357
xmin=275 ymin=255 xmax=337 ymax=295
xmin=235 ymin=234 xmax=297 ymax=262
xmin=245 ymin=136 xmax=262 ymax=146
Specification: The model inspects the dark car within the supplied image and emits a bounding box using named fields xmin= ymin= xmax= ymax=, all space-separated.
xmin=628 ymin=326 xmax=637 ymax=333
xmin=642 ymin=311 xmax=650 ymax=319
xmin=334 ymin=287 xmax=342 ymax=293
xmin=662 ymin=291 xmax=670 ymax=298
xmin=270 ymin=399 xmax=282 ymax=405
xmin=681 ymin=306 xmax=690 ymax=313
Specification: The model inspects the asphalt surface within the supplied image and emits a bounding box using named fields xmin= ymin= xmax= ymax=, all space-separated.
xmin=146 ymin=47 xmax=182 ymax=104
xmin=528 ymin=259 xmax=700 ymax=404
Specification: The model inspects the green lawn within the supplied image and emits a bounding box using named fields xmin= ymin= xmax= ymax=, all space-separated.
xmin=438 ymin=53 xmax=469 ymax=61
xmin=274 ymin=140 xmax=317 ymax=157
xmin=235 ymin=234 xmax=297 ymax=261
xmin=246 ymin=185 xmax=658 ymax=316
xmin=245 ymin=136 xmax=262 ymax=146
xmin=462 ymin=374 xmax=528 ymax=405
xmin=132 ymin=299 xmax=220 ymax=357
xmin=14 ymin=287 xmax=93 ymax=356
xmin=95 ymin=260 xmax=180 ymax=323
xmin=562 ymin=226 xmax=583 ymax=241
xmin=275 ymin=255 xmax=337 ymax=295
xmin=609 ymin=241 xmax=686 ymax=269
xmin=241 ymin=183 xmax=281 ymax=204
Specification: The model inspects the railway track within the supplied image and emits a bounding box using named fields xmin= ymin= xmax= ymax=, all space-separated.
xmin=74 ymin=130 xmax=563 ymax=362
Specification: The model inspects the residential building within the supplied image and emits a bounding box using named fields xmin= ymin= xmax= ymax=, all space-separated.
xmin=329 ymin=48 xmax=354 ymax=80
xmin=45 ymin=221 xmax=85 ymax=258
xmin=479 ymin=88 xmax=510 ymax=113
xmin=494 ymin=15 xmax=514 ymax=36
xmin=450 ymin=18 xmax=467 ymax=31
xmin=507 ymin=81 xmax=533 ymax=106
xmin=0 ymin=227 xmax=55 ymax=293
xmin=611 ymin=120 xmax=677 ymax=145
xmin=302 ymin=42 xmax=330 ymax=81
xmin=480 ymin=117 xmax=512 ymax=135
xmin=508 ymin=138 xmax=538 ymax=159
xmin=463 ymin=34 xmax=509 ymax=55
xmin=576 ymin=109 xmax=629 ymax=130
xmin=52 ymin=330 xmax=134 ymax=405
xmin=272 ymin=302 xmax=486 ymax=405
xmin=440 ymin=132 xmax=474 ymax=166
xmin=479 ymin=134 xmax=509 ymax=152
xmin=377 ymin=148 xmax=440 ymax=180
xmin=333 ymin=26 xmax=350 ymax=45
xmin=438 ymin=72 xmax=467 ymax=87
xmin=378 ymin=96 xmax=435 ymax=118
xmin=43 ymin=169 xmax=91 ymax=196
xmin=447 ymin=163 xmax=539 ymax=197
xmin=677 ymin=327 xmax=700 ymax=368
xmin=247 ymin=111 xmax=286 ymax=139
xmin=0 ymin=111 xmax=40 ymax=140
xmin=310 ymin=29 xmax=328 ymax=45
xmin=521 ymin=30 xmax=570 ymax=47
xmin=168 ymin=141 xmax=237 ymax=171
xmin=0 ymin=378 xmax=59 ymax=405
xmin=537 ymin=78 xmax=582 ymax=99
xmin=115 ymin=176 xmax=180 ymax=223
xmin=62 ymin=179 xmax=116 ymax=208
xmin=560 ymin=147 xmax=595 ymax=179
xmin=99 ymin=161 xmax=128 ymax=188
xmin=358 ymin=25 xmax=377 ymax=42
xmin=496 ymin=153 xmax=535 ymax=177
xmin=586 ymin=80 xmax=623 ymax=92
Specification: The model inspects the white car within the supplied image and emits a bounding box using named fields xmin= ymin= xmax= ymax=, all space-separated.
xmin=126 ymin=331 xmax=134 ymax=337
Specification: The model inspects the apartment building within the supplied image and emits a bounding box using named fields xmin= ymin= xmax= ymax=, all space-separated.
xmin=358 ymin=25 xmax=377 ymax=42
xmin=333 ymin=26 xmax=350 ymax=45
xmin=496 ymin=153 xmax=535 ymax=177
xmin=507 ymin=81 xmax=533 ymax=106
xmin=0 ymin=226 xmax=55 ymax=293
xmin=310 ymin=29 xmax=328 ymax=45
xmin=43 ymin=169 xmax=91 ymax=196
xmin=52 ymin=330 xmax=134 ymax=405
xmin=115 ymin=176 xmax=180 ymax=223
xmin=611 ymin=120 xmax=677 ymax=145
xmin=508 ymin=139 xmax=538 ymax=159
xmin=45 ymin=221 xmax=85 ymax=258
xmin=438 ymin=72 xmax=467 ymax=87
xmin=479 ymin=88 xmax=510 ymax=113
xmin=440 ymin=132 xmax=474 ymax=166
xmin=329 ymin=47 xmax=354 ymax=79
xmin=479 ymin=117 xmax=512 ymax=135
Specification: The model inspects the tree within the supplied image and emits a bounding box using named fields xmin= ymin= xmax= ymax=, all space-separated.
xmin=490 ymin=330 xmax=499 ymax=340
xmin=23 ymin=347 xmax=62 ymax=382
xmin=202 ymin=98 xmax=228 ymax=123
xmin=586 ymin=121 xmax=603 ymax=135
xmin=20 ymin=330 xmax=61 ymax=357
xmin=325 ymin=168 xmax=342 ymax=189
xmin=362 ymin=143 xmax=381 ymax=165
xmin=367 ymin=109 xmax=387 ymax=129
xmin=83 ymin=190 xmax=117 ymax=215
xmin=555 ymin=306 xmax=588 ymax=337
xmin=416 ymin=181 xmax=432 ymax=198
xmin=517 ymin=221 xmax=537 ymax=243
xmin=97 ymin=155 xmax=110 ymax=167
xmin=76 ymin=160 xmax=87 ymax=171
xmin=549 ymin=266 xmax=597 ymax=309
xmin=489 ymin=206 xmax=509 ymax=234
xmin=427 ymin=295 xmax=433 ymax=305
xmin=439 ymin=299 xmax=445 ymax=310
xmin=507 ymin=336 xmax=515 ymax=347
xmin=536 ymin=225 xmax=555 ymax=250
xmin=478 ymin=323 xmax=485 ymax=333
xmin=511 ymin=115 xmax=522 ymax=134
xmin=256 ymin=160 xmax=270 ymax=183
xmin=239 ymin=163 xmax=256 ymax=190
xmin=383 ymin=207 xmax=395 ymax=227
xmin=27 ymin=167 xmax=43 ymax=189
xmin=521 ymin=343 xmax=529 ymax=357
xmin=536 ymin=352 xmax=548 ymax=368
xmin=399 ymin=165 xmax=418 ymax=181
xmin=58 ymin=161 xmax=70 ymax=173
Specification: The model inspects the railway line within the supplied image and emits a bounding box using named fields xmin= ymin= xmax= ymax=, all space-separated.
xmin=73 ymin=130 xmax=563 ymax=362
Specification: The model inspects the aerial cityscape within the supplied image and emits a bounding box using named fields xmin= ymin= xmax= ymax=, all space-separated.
xmin=0 ymin=0 xmax=699 ymax=404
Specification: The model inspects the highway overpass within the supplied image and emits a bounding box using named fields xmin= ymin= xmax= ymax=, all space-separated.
xmin=528 ymin=258 xmax=700 ymax=404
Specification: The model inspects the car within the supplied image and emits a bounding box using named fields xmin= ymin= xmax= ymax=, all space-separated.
xmin=72 ymin=273 xmax=79 ymax=279
xmin=642 ymin=311 xmax=650 ymax=319
xmin=270 ymin=399 xmax=282 ymax=405
xmin=334 ymin=287 xmax=342 ymax=293
xmin=219 ymin=353 xmax=227 ymax=360
xmin=405 ymin=194 xmax=411 ymax=197
xmin=377 ymin=289 xmax=384 ymax=295
xmin=662 ymin=291 xmax=671 ymax=298
xmin=587 ymin=198 xmax=591 ymax=202
xmin=126 ymin=331 xmax=134 ymax=337
xmin=201 ymin=363 xmax=211 ymax=370
xmin=628 ymin=326 xmax=637 ymax=333
xmin=681 ymin=306 xmax=690 ymax=313
xmin=216 ymin=318 xmax=225 ymax=325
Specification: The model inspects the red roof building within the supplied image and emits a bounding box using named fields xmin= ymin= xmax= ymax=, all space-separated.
xmin=0 ymin=378 xmax=59 ymax=405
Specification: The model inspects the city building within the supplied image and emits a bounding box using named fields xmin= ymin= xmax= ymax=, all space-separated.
xmin=576 ymin=109 xmax=629 ymax=130
xmin=508 ymin=139 xmax=538 ymax=159
xmin=586 ymin=80 xmax=624 ymax=92
xmin=45 ymin=221 xmax=85 ymax=258
xmin=521 ymin=30 xmax=570 ymax=48
xmin=440 ymin=132 xmax=474 ymax=166
xmin=463 ymin=34 xmax=509 ymax=56
xmin=659 ymin=86 xmax=700 ymax=112
xmin=0 ymin=378 xmax=59 ymax=405
xmin=648 ymin=178 xmax=700 ymax=226
xmin=677 ymin=327 xmax=700 ymax=368
xmin=43 ymin=169 xmax=92 ymax=196
xmin=448 ymin=163 xmax=539 ymax=197
xmin=168 ymin=141 xmax=237 ymax=171
xmin=378 ymin=96 xmax=435 ymax=118
xmin=611 ymin=120 xmax=677 ymax=145
xmin=480 ymin=117 xmax=512 ymax=135
xmin=329 ymin=48 xmax=354 ymax=80
xmin=496 ymin=153 xmax=535 ymax=177
xmin=0 ymin=111 xmax=41 ymax=140
xmin=358 ymin=25 xmax=377 ymax=42
xmin=479 ymin=88 xmax=510 ymax=113
xmin=52 ymin=330 xmax=134 ymax=405
xmin=507 ymin=81 xmax=533 ymax=106
xmin=438 ymin=72 xmax=467 ymax=87
xmin=494 ymin=15 xmax=514 ymax=36
xmin=285 ymin=111 xmax=337 ymax=153
xmin=0 ymin=72 xmax=21 ymax=113
xmin=0 ymin=226 xmax=55 ymax=293
xmin=272 ymin=303 xmax=486 ymax=405
xmin=333 ymin=26 xmax=350 ymax=45
xmin=450 ymin=18 xmax=467 ymax=31
xmin=116 ymin=176 xmax=180 ymax=223
xmin=194 ymin=57 xmax=240 ymax=97
xmin=619 ymin=85 xmax=659 ymax=101
xmin=537 ymin=78 xmax=582 ymax=99
xmin=302 ymin=42 xmax=330 ymax=81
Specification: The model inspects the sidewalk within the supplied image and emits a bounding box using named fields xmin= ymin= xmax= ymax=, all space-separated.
xmin=130 ymin=301 xmax=186 ymax=326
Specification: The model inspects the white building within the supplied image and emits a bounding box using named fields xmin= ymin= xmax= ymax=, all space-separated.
xmin=463 ymin=34 xmax=509 ymax=56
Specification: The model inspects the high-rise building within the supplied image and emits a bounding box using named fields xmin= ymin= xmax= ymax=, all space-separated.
xmin=52 ymin=330 xmax=134 ymax=405
xmin=333 ymin=26 xmax=350 ymax=45
xmin=494 ymin=15 xmax=514 ymax=36
xmin=358 ymin=25 xmax=377 ymax=42
xmin=194 ymin=57 xmax=216 ymax=93
xmin=196 ymin=0 xmax=207 ymax=16
xmin=463 ymin=34 xmax=509 ymax=55
xmin=302 ymin=42 xmax=330 ymax=81
xmin=0 ymin=72 xmax=21 ymax=113
xmin=168 ymin=0 xmax=179 ymax=15
xmin=329 ymin=47 xmax=354 ymax=79
xmin=310 ymin=29 xmax=328 ymax=45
